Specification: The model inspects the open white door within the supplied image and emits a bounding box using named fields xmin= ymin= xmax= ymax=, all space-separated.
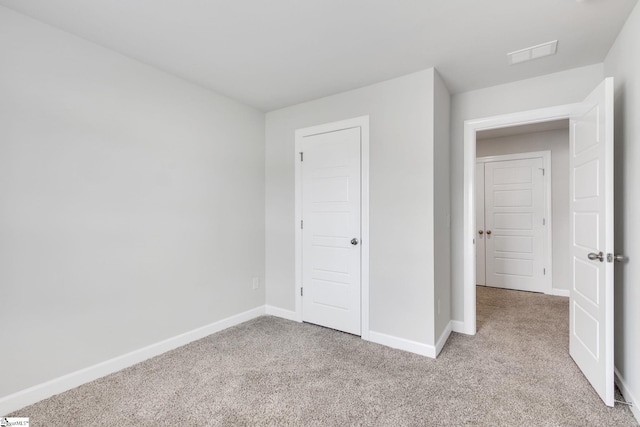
xmin=569 ymin=77 xmax=614 ymax=406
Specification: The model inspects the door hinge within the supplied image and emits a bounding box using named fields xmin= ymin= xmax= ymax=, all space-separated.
xmin=301 ymin=220 xmax=303 ymax=229
xmin=300 ymin=287 xmax=303 ymax=296
xmin=540 ymin=168 xmax=545 ymax=176
xmin=300 ymin=152 xmax=303 ymax=161
xmin=543 ymin=268 xmax=546 ymax=275
xmin=543 ymin=218 xmax=546 ymax=225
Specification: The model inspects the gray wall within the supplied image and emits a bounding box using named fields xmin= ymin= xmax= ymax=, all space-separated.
xmin=0 ymin=7 xmax=265 ymax=397
xmin=434 ymin=71 xmax=451 ymax=340
xmin=266 ymin=69 xmax=438 ymax=345
xmin=476 ymin=128 xmax=570 ymax=293
xmin=604 ymin=1 xmax=640 ymax=415
xmin=450 ymin=63 xmax=604 ymax=322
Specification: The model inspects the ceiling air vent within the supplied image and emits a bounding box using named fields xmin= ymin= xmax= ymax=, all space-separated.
xmin=507 ymin=40 xmax=558 ymax=65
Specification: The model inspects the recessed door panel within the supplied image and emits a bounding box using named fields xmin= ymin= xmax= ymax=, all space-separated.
xmin=574 ymin=213 xmax=599 ymax=250
xmin=493 ymin=212 xmax=533 ymax=230
xmin=574 ymin=258 xmax=599 ymax=306
xmin=493 ymin=189 xmax=533 ymax=207
xmin=573 ymin=301 xmax=600 ymax=359
xmin=494 ymin=236 xmax=533 ymax=254
xmin=492 ymin=166 xmax=532 ymax=185
xmin=574 ymin=159 xmax=599 ymax=200
xmin=494 ymin=257 xmax=533 ymax=277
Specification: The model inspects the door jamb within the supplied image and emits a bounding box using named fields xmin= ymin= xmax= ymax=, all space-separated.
xmin=462 ymin=104 xmax=578 ymax=335
xmin=476 ymin=150 xmax=553 ymax=295
xmin=294 ymin=116 xmax=370 ymax=340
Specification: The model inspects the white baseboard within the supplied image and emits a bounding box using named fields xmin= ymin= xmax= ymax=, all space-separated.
xmin=435 ymin=322 xmax=452 ymax=357
xmin=0 ymin=306 xmax=266 ymax=416
xmin=265 ymin=305 xmax=297 ymax=322
xmin=550 ymin=288 xmax=570 ymax=297
xmin=450 ymin=320 xmax=465 ymax=333
xmin=368 ymin=331 xmax=436 ymax=359
xmin=615 ymin=368 xmax=640 ymax=423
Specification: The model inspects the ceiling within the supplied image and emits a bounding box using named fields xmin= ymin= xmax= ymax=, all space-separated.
xmin=0 ymin=0 xmax=637 ymax=111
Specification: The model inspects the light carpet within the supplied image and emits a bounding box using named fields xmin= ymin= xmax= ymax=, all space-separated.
xmin=11 ymin=286 xmax=637 ymax=425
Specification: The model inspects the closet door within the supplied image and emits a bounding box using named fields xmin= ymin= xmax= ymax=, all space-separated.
xmin=484 ymin=158 xmax=545 ymax=292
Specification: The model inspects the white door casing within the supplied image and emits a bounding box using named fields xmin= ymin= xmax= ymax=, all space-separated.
xmin=465 ymin=104 xmax=579 ymax=335
xmin=569 ymin=78 xmax=614 ymax=407
xmin=294 ymin=116 xmax=370 ymax=338
xmin=475 ymin=163 xmax=486 ymax=286
xmin=484 ymin=157 xmax=547 ymax=293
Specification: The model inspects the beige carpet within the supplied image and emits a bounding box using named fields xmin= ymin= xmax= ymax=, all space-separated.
xmin=10 ymin=286 xmax=638 ymax=426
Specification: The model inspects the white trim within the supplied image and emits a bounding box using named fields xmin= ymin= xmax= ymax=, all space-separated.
xmin=450 ymin=320 xmax=465 ymax=333
xmin=294 ymin=116 xmax=370 ymax=339
xmin=550 ymin=288 xmax=570 ymax=298
xmin=265 ymin=305 xmax=297 ymax=321
xmin=476 ymin=151 xmax=551 ymax=163
xmin=463 ymin=103 xmax=579 ymax=336
xmin=360 ymin=119 xmax=370 ymax=341
xmin=0 ymin=306 xmax=265 ymax=416
xmin=615 ymin=368 xmax=640 ymax=423
xmin=435 ymin=322 xmax=453 ymax=357
xmin=476 ymin=150 xmax=553 ymax=295
xmin=369 ymin=331 xmax=436 ymax=359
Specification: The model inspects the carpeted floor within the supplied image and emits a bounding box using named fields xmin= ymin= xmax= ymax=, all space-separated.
xmin=11 ymin=286 xmax=638 ymax=426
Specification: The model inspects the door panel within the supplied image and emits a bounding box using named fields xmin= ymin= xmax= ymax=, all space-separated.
xmin=301 ymin=127 xmax=361 ymax=335
xmin=484 ymin=158 xmax=545 ymax=292
xmin=569 ymin=78 xmax=614 ymax=407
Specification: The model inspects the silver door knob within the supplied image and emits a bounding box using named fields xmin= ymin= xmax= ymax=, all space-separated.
xmin=478 ymin=230 xmax=484 ymax=235
xmin=588 ymin=251 xmax=604 ymax=262
xmin=607 ymin=253 xmax=625 ymax=262
xmin=351 ymin=238 xmax=359 ymax=245
xmin=486 ymin=230 xmax=492 ymax=235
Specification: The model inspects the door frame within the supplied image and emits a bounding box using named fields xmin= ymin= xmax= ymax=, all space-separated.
xmin=462 ymin=104 xmax=578 ymax=335
xmin=294 ymin=116 xmax=370 ymax=339
xmin=476 ymin=150 xmax=553 ymax=294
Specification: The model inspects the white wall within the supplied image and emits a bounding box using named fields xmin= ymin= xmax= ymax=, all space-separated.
xmin=433 ymin=71 xmax=451 ymax=340
xmin=450 ymin=64 xmax=604 ymax=321
xmin=477 ymin=128 xmax=570 ymax=293
xmin=604 ymin=1 xmax=640 ymax=418
xmin=0 ymin=6 xmax=265 ymax=398
xmin=266 ymin=69 xmax=438 ymax=346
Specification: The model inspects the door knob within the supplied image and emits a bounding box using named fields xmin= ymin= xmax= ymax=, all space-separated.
xmin=588 ymin=251 xmax=604 ymax=262
xmin=486 ymin=230 xmax=492 ymax=235
xmin=351 ymin=238 xmax=359 ymax=246
xmin=478 ymin=230 xmax=484 ymax=235
xmin=607 ymin=253 xmax=625 ymax=263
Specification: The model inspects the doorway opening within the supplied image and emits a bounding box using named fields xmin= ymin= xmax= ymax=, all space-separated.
xmin=475 ymin=122 xmax=568 ymax=296
xmin=462 ymin=104 xmax=578 ymax=335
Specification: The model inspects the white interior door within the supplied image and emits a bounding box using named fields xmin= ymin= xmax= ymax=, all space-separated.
xmin=484 ymin=157 xmax=546 ymax=293
xmin=301 ymin=127 xmax=361 ymax=335
xmin=569 ymin=78 xmax=614 ymax=406
xmin=476 ymin=163 xmax=486 ymax=286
